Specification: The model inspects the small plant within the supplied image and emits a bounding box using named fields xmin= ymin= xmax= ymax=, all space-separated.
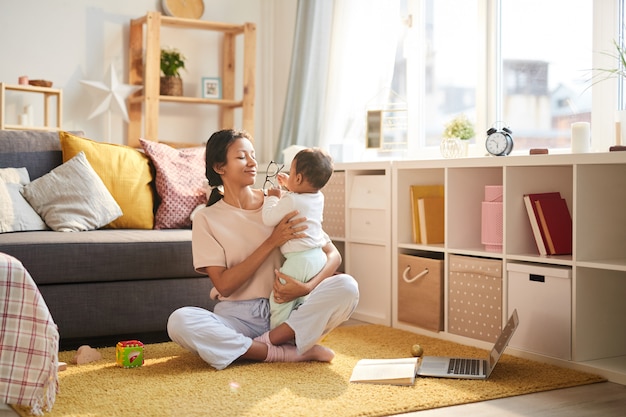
xmin=587 ymin=39 xmax=626 ymax=88
xmin=160 ymin=47 xmax=186 ymax=78
xmin=442 ymin=114 xmax=475 ymax=140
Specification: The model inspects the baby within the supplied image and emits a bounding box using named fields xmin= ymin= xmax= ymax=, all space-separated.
xmin=262 ymin=148 xmax=334 ymax=329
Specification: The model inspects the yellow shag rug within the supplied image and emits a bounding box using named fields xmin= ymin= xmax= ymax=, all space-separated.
xmin=15 ymin=324 xmax=604 ymax=417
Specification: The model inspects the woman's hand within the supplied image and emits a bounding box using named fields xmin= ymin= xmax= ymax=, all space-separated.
xmin=268 ymin=210 xmax=308 ymax=248
xmin=272 ymin=269 xmax=310 ymax=303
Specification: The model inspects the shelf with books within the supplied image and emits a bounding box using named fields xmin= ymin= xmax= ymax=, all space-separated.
xmin=393 ymin=164 xmax=445 ymax=248
xmin=505 ymin=165 xmax=573 ymax=260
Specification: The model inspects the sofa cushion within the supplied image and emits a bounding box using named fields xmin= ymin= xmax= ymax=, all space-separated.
xmin=21 ymin=152 xmax=122 ymax=232
xmin=140 ymin=139 xmax=206 ymax=229
xmin=59 ymin=131 xmax=155 ymax=229
xmin=0 ymin=229 xmax=200 ymax=284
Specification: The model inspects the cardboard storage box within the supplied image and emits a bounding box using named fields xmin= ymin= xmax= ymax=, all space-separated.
xmin=507 ymin=262 xmax=572 ymax=360
xmin=397 ymin=254 xmax=443 ymax=331
xmin=448 ymin=254 xmax=502 ymax=342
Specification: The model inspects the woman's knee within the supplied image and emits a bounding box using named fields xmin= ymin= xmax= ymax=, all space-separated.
xmin=167 ymin=307 xmax=187 ymax=338
xmin=334 ymin=273 xmax=359 ymax=299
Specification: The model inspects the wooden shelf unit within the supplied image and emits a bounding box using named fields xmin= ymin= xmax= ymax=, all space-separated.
xmin=127 ymin=11 xmax=256 ymax=147
xmin=0 ymin=83 xmax=62 ymax=131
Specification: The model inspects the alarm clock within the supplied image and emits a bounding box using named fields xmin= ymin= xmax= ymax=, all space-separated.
xmin=162 ymin=0 xmax=205 ymax=19
xmin=485 ymin=126 xmax=514 ymax=156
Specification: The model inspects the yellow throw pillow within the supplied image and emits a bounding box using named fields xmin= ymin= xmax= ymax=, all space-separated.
xmin=59 ymin=131 xmax=155 ymax=229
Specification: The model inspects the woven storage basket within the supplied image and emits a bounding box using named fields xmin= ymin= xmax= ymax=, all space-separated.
xmin=160 ymin=76 xmax=183 ymax=96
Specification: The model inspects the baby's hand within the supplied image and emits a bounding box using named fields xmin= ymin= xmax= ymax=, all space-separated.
xmin=267 ymin=187 xmax=282 ymax=198
xmin=276 ymin=172 xmax=289 ymax=188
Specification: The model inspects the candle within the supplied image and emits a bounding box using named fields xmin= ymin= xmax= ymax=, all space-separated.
xmin=616 ymin=111 xmax=626 ymax=146
xmin=25 ymin=105 xmax=34 ymax=126
xmin=571 ymin=122 xmax=590 ymax=153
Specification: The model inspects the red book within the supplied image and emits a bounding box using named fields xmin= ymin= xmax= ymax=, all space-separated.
xmin=534 ymin=198 xmax=572 ymax=255
xmin=523 ymin=192 xmax=561 ymax=255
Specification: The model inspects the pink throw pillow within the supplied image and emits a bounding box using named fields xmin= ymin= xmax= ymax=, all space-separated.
xmin=140 ymin=139 xmax=206 ymax=229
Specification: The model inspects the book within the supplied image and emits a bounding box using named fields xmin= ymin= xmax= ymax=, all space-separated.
xmin=523 ymin=192 xmax=561 ymax=255
xmin=418 ymin=196 xmax=445 ymax=244
xmin=410 ymin=185 xmax=444 ymax=244
xmin=535 ymin=197 xmax=572 ymax=255
xmin=349 ymin=357 xmax=419 ymax=386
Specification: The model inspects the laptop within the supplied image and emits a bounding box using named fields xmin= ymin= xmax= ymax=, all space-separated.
xmin=416 ymin=309 xmax=519 ymax=380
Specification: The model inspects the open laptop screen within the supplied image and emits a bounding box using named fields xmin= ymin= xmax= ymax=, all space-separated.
xmin=488 ymin=309 xmax=520 ymax=369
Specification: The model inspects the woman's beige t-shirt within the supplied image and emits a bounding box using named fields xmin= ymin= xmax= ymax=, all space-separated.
xmin=191 ymin=199 xmax=283 ymax=301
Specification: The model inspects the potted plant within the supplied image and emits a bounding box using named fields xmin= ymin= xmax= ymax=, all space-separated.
xmin=160 ymin=47 xmax=186 ymax=96
xmin=588 ymin=39 xmax=626 ymax=145
xmin=443 ymin=114 xmax=475 ymax=141
xmin=588 ymin=39 xmax=626 ymax=87
xmin=440 ymin=114 xmax=475 ymax=158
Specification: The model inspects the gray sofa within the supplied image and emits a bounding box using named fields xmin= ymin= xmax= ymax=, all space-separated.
xmin=0 ymin=130 xmax=215 ymax=349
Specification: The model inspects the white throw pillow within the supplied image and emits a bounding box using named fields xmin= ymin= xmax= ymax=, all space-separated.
xmin=0 ymin=167 xmax=47 ymax=233
xmin=0 ymin=166 xmax=30 ymax=185
xmin=21 ymin=151 xmax=122 ymax=232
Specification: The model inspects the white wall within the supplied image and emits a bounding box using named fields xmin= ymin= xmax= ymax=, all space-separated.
xmin=0 ymin=0 xmax=295 ymax=161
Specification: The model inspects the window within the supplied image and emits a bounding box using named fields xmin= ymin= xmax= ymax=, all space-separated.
xmin=392 ymin=0 xmax=618 ymax=157
xmin=501 ymin=0 xmax=592 ymax=152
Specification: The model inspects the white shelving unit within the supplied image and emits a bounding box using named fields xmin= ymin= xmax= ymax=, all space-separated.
xmin=325 ymin=161 xmax=393 ymax=325
xmin=327 ymin=152 xmax=626 ymax=384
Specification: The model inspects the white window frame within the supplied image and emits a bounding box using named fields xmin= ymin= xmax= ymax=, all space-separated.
xmin=405 ymin=0 xmax=621 ymax=157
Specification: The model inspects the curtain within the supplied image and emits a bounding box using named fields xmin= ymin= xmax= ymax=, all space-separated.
xmin=274 ymin=0 xmax=335 ymax=161
xmin=276 ymin=0 xmax=401 ymax=161
xmin=320 ymin=0 xmax=401 ymax=159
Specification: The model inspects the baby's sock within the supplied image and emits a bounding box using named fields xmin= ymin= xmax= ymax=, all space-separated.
xmin=254 ymin=332 xmax=335 ymax=363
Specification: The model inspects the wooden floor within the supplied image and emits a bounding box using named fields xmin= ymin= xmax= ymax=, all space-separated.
xmin=396 ymin=381 xmax=626 ymax=416
xmin=2 ymin=381 xmax=625 ymax=416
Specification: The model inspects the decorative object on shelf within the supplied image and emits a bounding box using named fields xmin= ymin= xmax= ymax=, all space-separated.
xmin=18 ymin=76 xmax=28 ymax=85
xmin=80 ymin=63 xmax=142 ymax=141
xmin=616 ymin=110 xmax=626 ymax=146
xmin=160 ymin=47 xmax=186 ymax=96
xmin=440 ymin=114 xmax=474 ymax=157
xmin=439 ymin=136 xmax=463 ymax=158
xmin=28 ymin=79 xmax=52 ymax=88
xmin=485 ymin=122 xmax=514 ymax=156
xmin=161 ymin=0 xmax=204 ymax=19
xmin=571 ymin=121 xmax=590 ymax=153
xmin=18 ymin=105 xmax=34 ymax=127
xmin=201 ymin=77 xmax=221 ymax=99
xmin=365 ymin=89 xmax=408 ymax=153
xmin=481 ymin=185 xmax=503 ymax=252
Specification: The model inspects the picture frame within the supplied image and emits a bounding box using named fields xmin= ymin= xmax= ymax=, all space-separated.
xmin=201 ymin=77 xmax=221 ymax=99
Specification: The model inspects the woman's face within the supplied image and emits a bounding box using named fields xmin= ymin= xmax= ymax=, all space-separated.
xmin=219 ymin=137 xmax=258 ymax=187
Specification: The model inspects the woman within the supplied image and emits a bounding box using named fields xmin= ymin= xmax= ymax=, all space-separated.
xmin=167 ymin=129 xmax=359 ymax=370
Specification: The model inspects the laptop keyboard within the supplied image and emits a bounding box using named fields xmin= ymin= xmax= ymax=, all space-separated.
xmin=448 ymin=358 xmax=482 ymax=376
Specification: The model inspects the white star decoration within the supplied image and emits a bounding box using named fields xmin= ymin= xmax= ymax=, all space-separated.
xmin=80 ymin=63 xmax=142 ymax=122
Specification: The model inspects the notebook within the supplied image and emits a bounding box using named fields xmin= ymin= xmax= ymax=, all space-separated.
xmin=416 ymin=309 xmax=519 ymax=380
